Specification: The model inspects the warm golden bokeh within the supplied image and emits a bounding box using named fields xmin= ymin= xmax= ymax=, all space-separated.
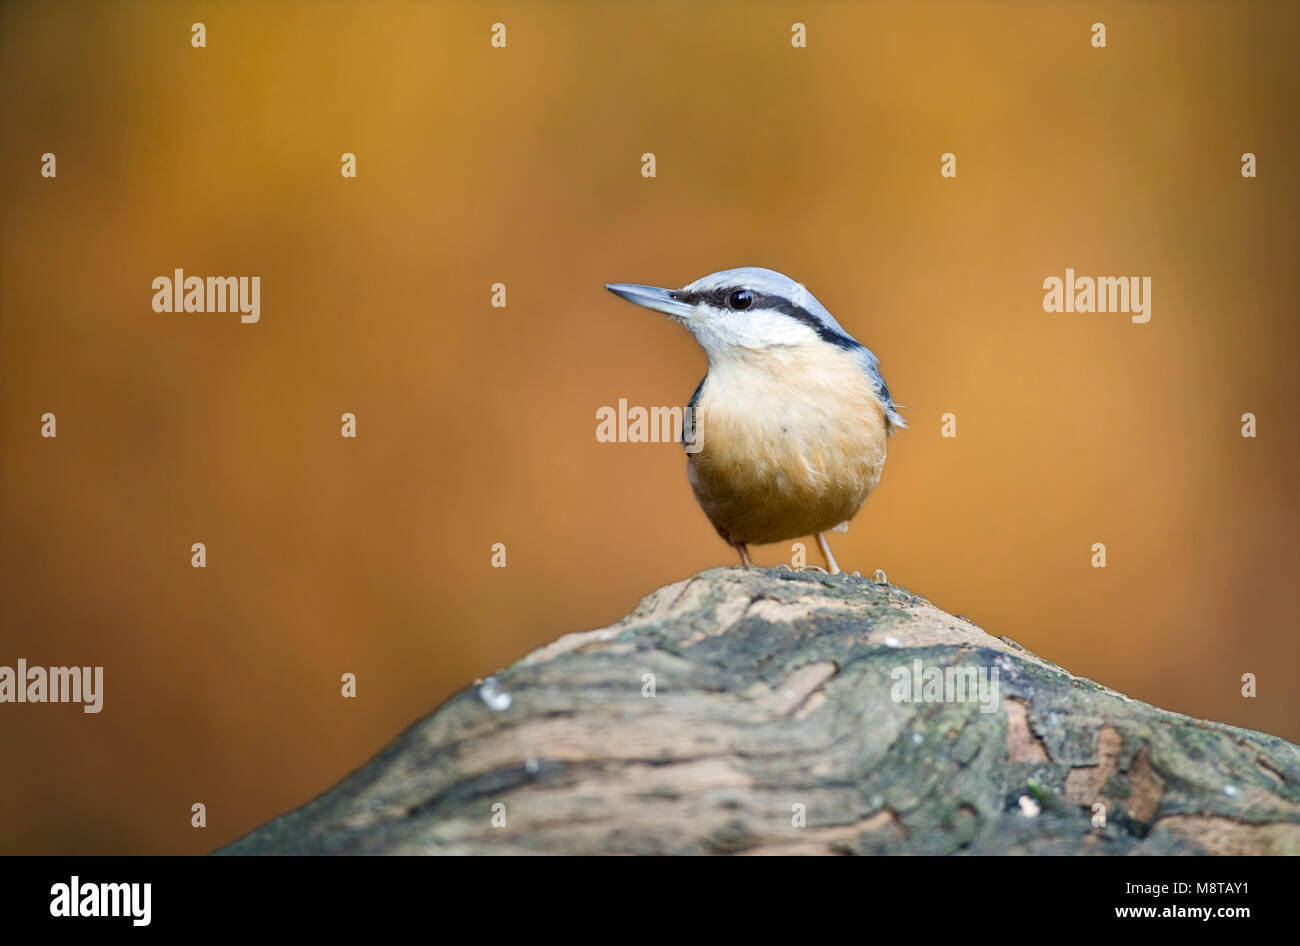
xmin=1 ymin=1 xmax=1296 ymax=854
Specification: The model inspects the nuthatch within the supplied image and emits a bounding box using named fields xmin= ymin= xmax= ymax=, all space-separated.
xmin=606 ymin=267 xmax=905 ymax=573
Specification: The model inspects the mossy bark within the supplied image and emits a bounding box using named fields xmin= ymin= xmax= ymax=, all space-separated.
xmin=219 ymin=568 xmax=1300 ymax=855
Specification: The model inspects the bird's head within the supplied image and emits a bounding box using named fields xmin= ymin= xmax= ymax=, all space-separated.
xmin=605 ymin=266 xmax=863 ymax=362
xmin=606 ymin=266 xmax=906 ymax=431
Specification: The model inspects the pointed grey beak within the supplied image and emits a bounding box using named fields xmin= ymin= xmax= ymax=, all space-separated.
xmin=605 ymin=282 xmax=694 ymax=320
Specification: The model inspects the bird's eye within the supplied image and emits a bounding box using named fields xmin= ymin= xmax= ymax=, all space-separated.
xmin=728 ymin=289 xmax=754 ymax=310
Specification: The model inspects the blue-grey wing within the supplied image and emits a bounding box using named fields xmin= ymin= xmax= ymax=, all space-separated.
xmin=684 ymin=377 xmax=706 ymax=447
xmin=857 ymin=347 xmax=906 ymax=431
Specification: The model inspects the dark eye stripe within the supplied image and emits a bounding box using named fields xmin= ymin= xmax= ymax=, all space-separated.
xmin=672 ymin=287 xmax=862 ymax=352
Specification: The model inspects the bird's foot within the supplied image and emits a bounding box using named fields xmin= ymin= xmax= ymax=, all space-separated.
xmin=815 ymin=532 xmax=842 ymax=575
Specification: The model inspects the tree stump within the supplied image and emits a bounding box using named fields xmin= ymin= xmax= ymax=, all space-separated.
xmin=219 ymin=567 xmax=1300 ymax=855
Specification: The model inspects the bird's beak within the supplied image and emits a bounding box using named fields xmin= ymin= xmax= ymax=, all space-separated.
xmin=604 ymin=283 xmax=693 ymax=320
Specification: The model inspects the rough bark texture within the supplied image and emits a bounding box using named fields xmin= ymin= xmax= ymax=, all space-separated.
xmin=220 ymin=568 xmax=1300 ymax=855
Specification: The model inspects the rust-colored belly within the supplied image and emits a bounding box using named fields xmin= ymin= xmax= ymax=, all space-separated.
xmin=687 ymin=358 xmax=889 ymax=546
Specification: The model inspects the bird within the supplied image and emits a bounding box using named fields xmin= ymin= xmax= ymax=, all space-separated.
xmin=605 ymin=267 xmax=905 ymax=574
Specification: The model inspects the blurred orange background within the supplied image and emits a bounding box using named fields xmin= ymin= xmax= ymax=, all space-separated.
xmin=1 ymin=0 xmax=1296 ymax=854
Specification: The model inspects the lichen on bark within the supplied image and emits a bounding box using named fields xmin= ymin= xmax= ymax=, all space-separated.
xmin=219 ymin=568 xmax=1300 ymax=856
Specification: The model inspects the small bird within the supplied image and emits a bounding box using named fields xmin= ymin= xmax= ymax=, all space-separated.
xmin=606 ymin=267 xmax=905 ymax=573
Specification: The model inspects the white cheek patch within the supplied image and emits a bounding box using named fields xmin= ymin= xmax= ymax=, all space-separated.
xmin=690 ymin=308 xmax=818 ymax=356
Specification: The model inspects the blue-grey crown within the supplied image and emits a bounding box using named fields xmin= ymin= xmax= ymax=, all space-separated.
xmin=679 ymin=267 xmax=906 ymax=429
